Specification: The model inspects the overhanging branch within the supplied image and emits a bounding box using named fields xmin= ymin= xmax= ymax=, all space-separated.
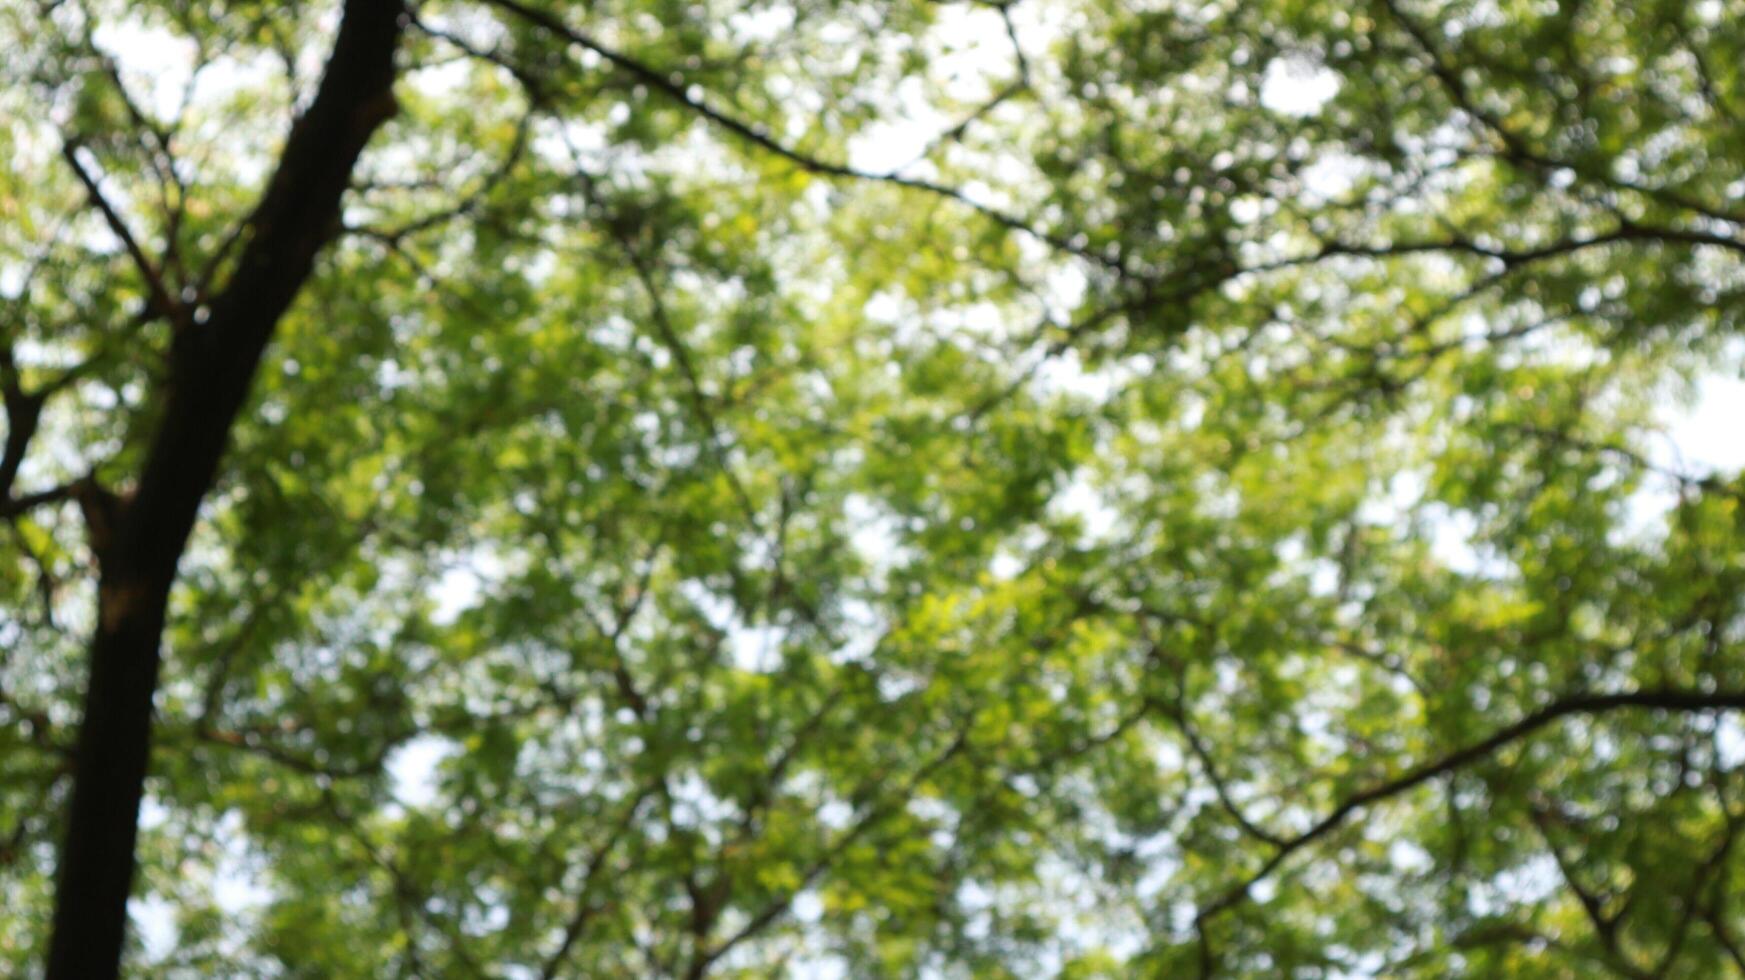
xmin=480 ymin=0 xmax=1129 ymax=273
xmin=1195 ymin=689 xmax=1745 ymax=931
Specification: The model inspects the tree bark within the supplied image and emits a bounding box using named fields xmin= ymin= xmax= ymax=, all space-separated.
xmin=45 ymin=3 xmax=405 ymax=977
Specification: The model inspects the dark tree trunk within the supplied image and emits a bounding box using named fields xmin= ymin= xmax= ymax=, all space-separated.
xmin=44 ymin=3 xmax=405 ymax=976
xmin=42 ymin=561 xmax=172 ymax=980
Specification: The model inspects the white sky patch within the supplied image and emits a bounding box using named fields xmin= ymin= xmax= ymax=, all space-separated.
xmin=1388 ymin=839 xmax=1435 ymax=874
xmin=1033 ymin=347 xmax=1118 ymax=402
xmin=387 ymin=734 xmax=460 ymax=808
xmin=428 ymin=547 xmax=513 ymax=625
xmin=408 ymin=54 xmax=476 ymax=98
xmin=131 ymin=797 xmax=178 ymax=957
xmin=846 ymin=78 xmax=950 ymax=175
xmin=728 ymin=5 xmax=796 ymax=43
xmin=1625 ymin=360 xmax=1745 ymax=532
xmin=677 ymin=579 xmax=786 ymax=671
xmin=212 ymin=811 xmax=273 ymax=913
xmin=816 ymin=798 xmax=854 ymax=831
xmin=667 ymin=771 xmax=738 ymax=838
xmin=1298 ymin=151 xmax=1369 ymax=201
xmin=431 ymin=565 xmax=483 ymax=625
xmin=830 ymin=597 xmax=886 ymax=663
xmin=1422 ymin=504 xmax=1492 ymax=576
xmin=989 ymin=548 xmax=1027 ymax=580
xmin=843 ymin=492 xmax=909 ymax=580
xmin=1248 ymin=876 xmax=1279 ymax=904
xmin=862 ymin=289 xmax=906 ymax=326
xmin=130 ymin=895 xmax=177 ymax=963
xmin=1260 ymin=56 xmax=1342 ymax=117
xmin=1470 ymin=853 xmax=1562 ymax=915
xmin=91 ymin=22 xmax=198 ymax=121
xmin=1045 ymin=262 xmax=1089 ymax=319
xmin=1662 ymin=371 xmax=1745 ymax=474
xmin=844 ymin=1 xmax=1021 ymax=176
xmin=138 ymin=796 xmax=170 ymax=830
xmin=1050 ymin=470 xmax=1118 ymax=541
xmin=792 ymin=889 xmax=825 ymax=924
xmin=1720 ymin=716 xmax=1745 ymax=768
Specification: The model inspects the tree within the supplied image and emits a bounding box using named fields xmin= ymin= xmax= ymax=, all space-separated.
xmin=0 ymin=0 xmax=1741 ymax=975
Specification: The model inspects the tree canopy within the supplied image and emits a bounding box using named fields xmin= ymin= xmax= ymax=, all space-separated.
xmin=3 ymin=0 xmax=1744 ymax=975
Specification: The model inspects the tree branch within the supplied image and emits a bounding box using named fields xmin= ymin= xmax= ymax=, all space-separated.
xmin=1193 ymin=689 xmax=1745 ymax=934
xmin=480 ymin=0 xmax=1129 ymax=273
xmin=59 ymin=141 xmax=182 ymax=323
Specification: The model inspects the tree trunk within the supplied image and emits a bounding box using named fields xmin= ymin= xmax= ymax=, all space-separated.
xmin=42 ymin=562 xmax=172 ymax=979
xmin=44 ymin=3 xmax=405 ymax=976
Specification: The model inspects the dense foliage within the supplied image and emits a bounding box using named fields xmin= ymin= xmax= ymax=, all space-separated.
xmin=3 ymin=0 xmax=1744 ymax=975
